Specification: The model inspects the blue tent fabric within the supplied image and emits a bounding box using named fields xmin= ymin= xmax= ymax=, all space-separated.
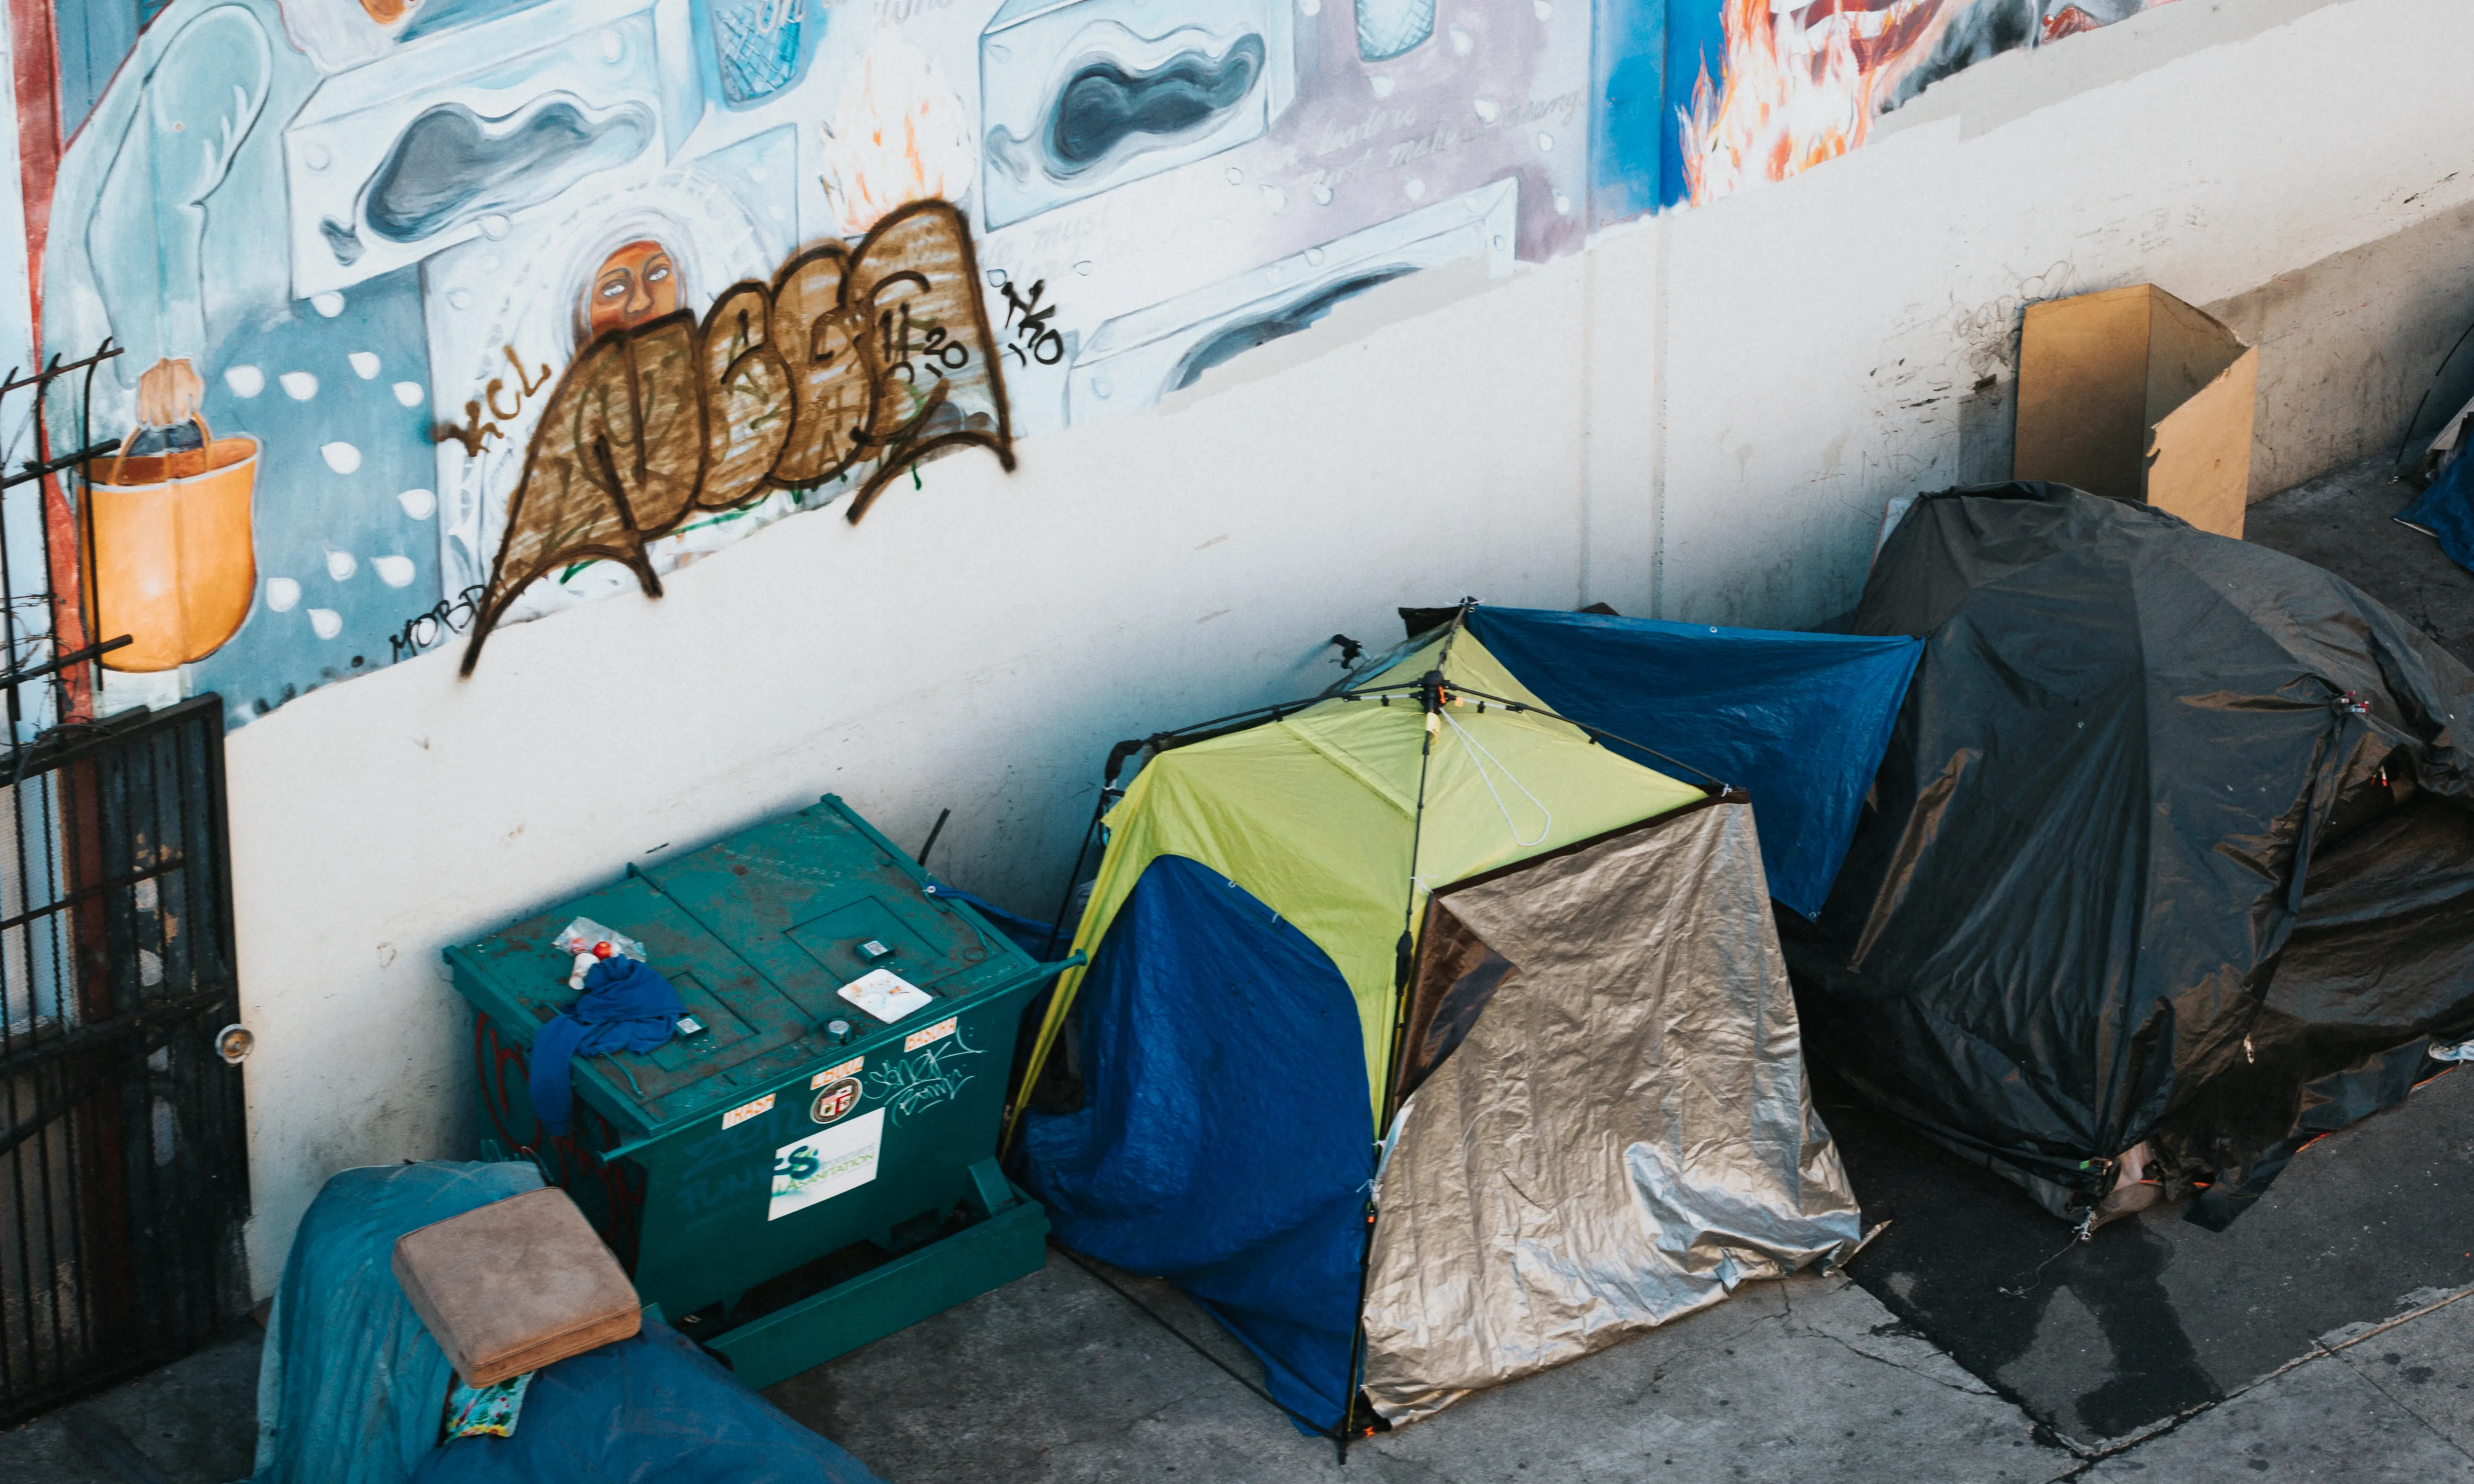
xmin=2398 ymin=453 xmax=2474 ymax=575
xmin=412 ymin=1320 xmax=886 ymax=1484
xmin=251 ymin=1161 xmax=545 ymax=1484
xmin=1463 ymin=607 xmax=1923 ymax=917
xmin=1014 ymin=855 xmax=1371 ymax=1433
xmin=530 ymin=957 xmax=685 ymax=1135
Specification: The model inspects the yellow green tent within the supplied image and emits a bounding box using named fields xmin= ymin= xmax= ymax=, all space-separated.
xmin=1010 ymin=612 xmax=1863 ymax=1441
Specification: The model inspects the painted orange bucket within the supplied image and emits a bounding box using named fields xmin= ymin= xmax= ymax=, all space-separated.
xmin=84 ymin=417 xmax=259 ymax=673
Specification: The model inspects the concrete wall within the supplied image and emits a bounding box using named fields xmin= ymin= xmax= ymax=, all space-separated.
xmin=2210 ymin=195 xmax=2474 ymax=500
xmin=223 ymin=0 xmax=2474 ymax=1293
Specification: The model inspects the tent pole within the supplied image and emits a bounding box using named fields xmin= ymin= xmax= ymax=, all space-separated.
xmin=1432 ymin=683 xmax=1729 ymax=794
xmin=1342 ymin=649 xmax=1455 ymax=1459
xmin=1002 ymin=739 xmax=1146 ymax=1154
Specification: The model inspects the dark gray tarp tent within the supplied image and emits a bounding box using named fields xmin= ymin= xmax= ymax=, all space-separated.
xmin=1787 ymin=482 xmax=2474 ymax=1227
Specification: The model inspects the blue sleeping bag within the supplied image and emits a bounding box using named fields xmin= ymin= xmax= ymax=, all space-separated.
xmin=252 ymin=1161 xmax=885 ymax=1484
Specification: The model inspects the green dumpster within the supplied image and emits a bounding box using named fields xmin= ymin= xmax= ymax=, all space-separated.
xmin=443 ymin=794 xmax=1069 ymax=1386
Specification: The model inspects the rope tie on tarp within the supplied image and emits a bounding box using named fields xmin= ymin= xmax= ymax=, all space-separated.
xmin=2285 ymin=688 xmax=2377 ymax=919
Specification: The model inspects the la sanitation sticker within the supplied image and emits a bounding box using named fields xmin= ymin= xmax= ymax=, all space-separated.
xmin=770 ymin=1109 xmax=885 ymax=1220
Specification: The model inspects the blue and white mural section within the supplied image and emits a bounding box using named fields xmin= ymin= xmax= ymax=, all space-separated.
xmin=13 ymin=0 xmax=2175 ymax=726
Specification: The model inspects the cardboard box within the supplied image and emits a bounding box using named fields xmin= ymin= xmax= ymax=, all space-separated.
xmin=2014 ymin=284 xmax=2259 ymax=539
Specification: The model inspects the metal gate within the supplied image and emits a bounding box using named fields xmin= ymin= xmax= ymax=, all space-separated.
xmin=0 ymin=343 xmax=250 ymax=1424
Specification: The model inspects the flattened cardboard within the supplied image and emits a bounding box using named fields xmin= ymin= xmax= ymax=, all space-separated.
xmin=2015 ymin=283 xmax=2258 ymax=539
xmin=392 ymin=1186 xmax=640 ymax=1386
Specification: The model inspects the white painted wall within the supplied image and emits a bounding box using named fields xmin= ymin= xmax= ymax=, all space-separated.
xmin=225 ymin=0 xmax=2474 ymax=1293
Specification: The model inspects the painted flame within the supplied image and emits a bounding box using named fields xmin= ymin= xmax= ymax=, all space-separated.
xmin=818 ymin=32 xmax=978 ymax=238
xmin=1678 ymin=0 xmax=1943 ymax=206
xmin=1679 ymin=1 xmax=2173 ymax=206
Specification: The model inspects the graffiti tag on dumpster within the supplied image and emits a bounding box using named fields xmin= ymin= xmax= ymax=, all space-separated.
xmin=866 ymin=1031 xmax=981 ymax=1122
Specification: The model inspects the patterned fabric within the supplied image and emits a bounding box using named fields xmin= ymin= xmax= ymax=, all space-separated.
xmin=443 ymin=1372 xmax=533 ymax=1440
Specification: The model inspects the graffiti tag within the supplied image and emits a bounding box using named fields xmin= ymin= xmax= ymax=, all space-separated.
xmin=435 ymin=346 xmax=556 ymax=455
xmin=387 ymin=583 xmax=489 ymax=663
xmin=459 ymin=200 xmax=1014 ymax=674
xmin=998 ymin=279 xmax=1064 ymax=367
xmin=864 ymin=1028 xmax=981 ymax=1122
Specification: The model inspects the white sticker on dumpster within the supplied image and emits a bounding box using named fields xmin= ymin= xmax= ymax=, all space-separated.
xmin=839 ymin=967 xmax=933 ymax=1024
xmin=769 ymin=1109 xmax=885 ymax=1220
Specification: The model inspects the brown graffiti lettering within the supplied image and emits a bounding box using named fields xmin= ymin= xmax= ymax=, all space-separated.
xmin=445 ymin=344 xmax=561 ymax=440
xmin=458 ymin=201 xmax=1014 ymax=675
xmin=435 ymin=400 xmax=503 ymax=456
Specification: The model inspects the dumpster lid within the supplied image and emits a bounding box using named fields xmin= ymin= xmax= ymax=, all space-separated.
xmin=448 ymin=797 xmax=1041 ymax=1135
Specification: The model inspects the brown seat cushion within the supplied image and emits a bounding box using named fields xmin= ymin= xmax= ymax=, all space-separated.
xmin=392 ymin=1187 xmax=641 ymax=1385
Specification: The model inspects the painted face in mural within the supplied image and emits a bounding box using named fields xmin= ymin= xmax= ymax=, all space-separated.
xmin=585 ymin=241 xmax=680 ymax=337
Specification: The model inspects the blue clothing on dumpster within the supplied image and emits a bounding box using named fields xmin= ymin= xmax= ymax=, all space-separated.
xmin=529 ymin=956 xmax=683 ymax=1136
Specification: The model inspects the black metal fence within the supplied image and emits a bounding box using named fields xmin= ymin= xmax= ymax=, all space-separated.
xmin=0 ymin=342 xmax=249 ymax=1424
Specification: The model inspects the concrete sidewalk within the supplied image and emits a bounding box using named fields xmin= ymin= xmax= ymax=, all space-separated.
xmin=9 ymin=1247 xmax=2469 ymax=1483
xmin=767 ymin=1249 xmax=2474 ymax=1483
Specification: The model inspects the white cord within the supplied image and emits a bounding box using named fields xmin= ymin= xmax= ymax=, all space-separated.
xmin=1441 ymin=710 xmax=1551 ymax=847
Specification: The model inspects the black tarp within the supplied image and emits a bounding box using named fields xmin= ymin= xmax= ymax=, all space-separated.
xmin=1784 ymin=482 xmax=2474 ymax=1222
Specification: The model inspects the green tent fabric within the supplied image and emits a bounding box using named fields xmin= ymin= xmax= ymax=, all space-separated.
xmin=1025 ymin=628 xmax=1708 ymax=1125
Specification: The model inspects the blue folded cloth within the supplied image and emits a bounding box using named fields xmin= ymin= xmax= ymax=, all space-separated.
xmin=528 ymin=957 xmax=683 ymax=1137
xmin=2398 ymin=452 xmax=2474 ymax=576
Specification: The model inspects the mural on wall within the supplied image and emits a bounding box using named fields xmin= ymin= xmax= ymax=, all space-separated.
xmin=460 ymin=199 xmax=1012 ymax=670
xmin=1657 ymin=0 xmax=2176 ymax=207
xmin=2 ymin=0 xmax=2173 ymax=724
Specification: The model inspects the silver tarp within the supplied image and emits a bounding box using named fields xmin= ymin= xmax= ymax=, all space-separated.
xmin=1360 ymin=799 xmax=1864 ymax=1423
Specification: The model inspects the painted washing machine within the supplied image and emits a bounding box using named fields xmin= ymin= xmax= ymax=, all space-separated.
xmin=278 ymin=0 xmax=702 ymax=300
xmin=1064 ymin=178 xmax=1516 ymax=423
xmin=977 ymin=0 xmax=1299 ymax=230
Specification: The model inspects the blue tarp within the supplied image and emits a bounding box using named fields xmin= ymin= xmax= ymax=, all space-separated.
xmin=253 ymin=1161 xmax=884 ymax=1484
xmin=414 ymin=1321 xmax=886 ymax=1484
xmin=1464 ymin=607 xmax=1924 ymax=917
xmin=2398 ymin=453 xmax=2474 ymax=575
xmin=252 ymin=1161 xmax=546 ymax=1484
xmin=925 ymin=881 xmax=1059 ymax=961
xmin=1015 ymin=855 xmax=1371 ymax=1433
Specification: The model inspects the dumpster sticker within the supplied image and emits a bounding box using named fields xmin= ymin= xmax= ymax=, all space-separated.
xmin=868 ymin=1030 xmax=982 ymax=1123
xmin=770 ymin=1109 xmax=886 ymax=1220
xmin=720 ymin=1092 xmax=776 ymax=1130
xmin=841 ymin=968 xmax=934 ymax=1024
xmin=904 ymin=1017 xmax=958 ymax=1052
xmin=809 ymin=1077 xmax=863 ymax=1125
xmin=811 ymin=1057 xmax=864 ymax=1088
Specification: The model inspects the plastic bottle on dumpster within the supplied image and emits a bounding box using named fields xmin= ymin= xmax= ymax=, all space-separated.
xmin=568 ymin=940 xmax=617 ymax=991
